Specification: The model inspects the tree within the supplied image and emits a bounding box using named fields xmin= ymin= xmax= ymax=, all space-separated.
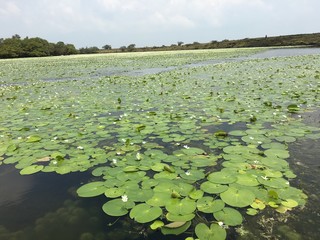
xmin=79 ymin=46 xmax=99 ymax=54
xmin=22 ymin=37 xmax=51 ymax=57
xmin=119 ymin=46 xmax=127 ymax=52
xmin=177 ymin=41 xmax=184 ymax=46
xmin=102 ymin=44 xmax=112 ymax=50
xmin=127 ymin=44 xmax=136 ymax=52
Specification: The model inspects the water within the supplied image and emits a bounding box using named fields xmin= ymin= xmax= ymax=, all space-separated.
xmin=1 ymin=48 xmax=320 ymax=240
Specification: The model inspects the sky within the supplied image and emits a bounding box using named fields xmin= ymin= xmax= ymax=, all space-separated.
xmin=0 ymin=0 xmax=319 ymax=49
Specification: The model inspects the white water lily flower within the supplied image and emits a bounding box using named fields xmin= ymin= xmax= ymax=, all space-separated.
xmin=185 ymin=171 xmax=191 ymax=176
xmin=112 ymin=159 xmax=117 ymax=164
xmin=218 ymin=221 xmax=224 ymax=227
xmin=253 ymin=160 xmax=260 ymax=164
xmin=183 ymin=145 xmax=190 ymax=149
xmin=261 ymin=176 xmax=268 ymax=180
xmin=249 ymin=136 xmax=254 ymax=140
xmin=121 ymin=195 xmax=128 ymax=202
xmin=77 ymin=146 xmax=84 ymax=150
xmin=52 ymin=160 xmax=58 ymax=165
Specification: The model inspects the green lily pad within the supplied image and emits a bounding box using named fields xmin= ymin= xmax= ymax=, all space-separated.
xmin=200 ymin=181 xmax=228 ymax=194
xmin=146 ymin=192 xmax=171 ymax=207
xmin=195 ymin=223 xmax=227 ymax=240
xmin=166 ymin=212 xmax=195 ymax=222
xmin=213 ymin=207 xmax=243 ymax=226
xmin=281 ymin=199 xmax=298 ymax=208
xmin=102 ymin=198 xmax=135 ymax=216
xmin=104 ymin=187 xmax=126 ymax=198
xmin=264 ymin=149 xmax=290 ymax=158
xmin=26 ymin=135 xmax=42 ymax=143
xmin=126 ymin=188 xmax=153 ymax=202
xmin=197 ymin=197 xmax=225 ymax=213
xmin=189 ymin=189 xmax=204 ymax=200
xmin=208 ymin=171 xmax=237 ymax=184
xmin=150 ymin=220 xmax=164 ymax=230
xmin=161 ymin=221 xmax=191 ymax=235
xmin=236 ymin=174 xmax=259 ymax=186
xmin=220 ymin=187 xmax=255 ymax=207
xmin=77 ymin=181 xmax=106 ymax=197
xmin=129 ymin=203 xmax=162 ymax=223
xmin=165 ymin=198 xmax=196 ymax=215
xmin=246 ymin=208 xmax=259 ymax=216
xmin=20 ymin=165 xmax=43 ymax=175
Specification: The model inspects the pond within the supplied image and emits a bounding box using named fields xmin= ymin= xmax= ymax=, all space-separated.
xmin=0 ymin=47 xmax=319 ymax=240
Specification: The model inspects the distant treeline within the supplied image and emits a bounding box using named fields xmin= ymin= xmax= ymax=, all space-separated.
xmin=0 ymin=34 xmax=79 ymax=58
xmin=1 ymin=33 xmax=320 ymax=59
xmin=106 ymin=32 xmax=320 ymax=53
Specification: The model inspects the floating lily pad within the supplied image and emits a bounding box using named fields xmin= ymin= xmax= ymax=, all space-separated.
xmin=26 ymin=135 xmax=42 ymax=143
xmin=129 ymin=203 xmax=162 ymax=223
xmin=146 ymin=192 xmax=171 ymax=207
xmin=264 ymin=148 xmax=290 ymax=158
xmin=102 ymin=198 xmax=135 ymax=216
xmin=208 ymin=171 xmax=237 ymax=184
xmin=166 ymin=212 xmax=195 ymax=222
xmin=104 ymin=187 xmax=126 ymax=198
xmin=77 ymin=181 xmax=106 ymax=197
xmin=197 ymin=197 xmax=225 ymax=213
xmin=195 ymin=223 xmax=226 ymax=240
xmin=150 ymin=220 xmax=164 ymax=230
xmin=165 ymin=198 xmax=196 ymax=215
xmin=236 ymin=174 xmax=259 ymax=186
xmin=20 ymin=165 xmax=43 ymax=175
xmin=200 ymin=181 xmax=228 ymax=194
xmin=220 ymin=187 xmax=255 ymax=207
xmin=161 ymin=221 xmax=191 ymax=235
xmin=213 ymin=207 xmax=243 ymax=226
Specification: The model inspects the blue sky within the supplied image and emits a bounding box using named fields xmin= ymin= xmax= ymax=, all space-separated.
xmin=1 ymin=0 xmax=319 ymax=48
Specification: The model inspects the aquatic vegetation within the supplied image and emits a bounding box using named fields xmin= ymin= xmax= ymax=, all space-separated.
xmin=0 ymin=48 xmax=319 ymax=239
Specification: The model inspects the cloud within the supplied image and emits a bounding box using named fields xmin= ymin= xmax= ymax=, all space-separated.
xmin=1 ymin=0 xmax=319 ymax=48
xmin=0 ymin=1 xmax=21 ymax=17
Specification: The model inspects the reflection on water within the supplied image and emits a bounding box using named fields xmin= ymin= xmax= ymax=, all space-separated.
xmin=0 ymin=165 xmax=34 ymax=207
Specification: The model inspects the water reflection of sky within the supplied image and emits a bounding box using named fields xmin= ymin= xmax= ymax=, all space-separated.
xmin=0 ymin=165 xmax=35 ymax=207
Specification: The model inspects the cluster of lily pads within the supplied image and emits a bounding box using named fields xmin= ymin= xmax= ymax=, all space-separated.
xmin=1 ymin=48 xmax=320 ymax=239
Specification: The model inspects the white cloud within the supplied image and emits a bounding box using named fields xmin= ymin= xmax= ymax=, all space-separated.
xmin=0 ymin=1 xmax=21 ymax=16
xmin=0 ymin=0 xmax=319 ymax=47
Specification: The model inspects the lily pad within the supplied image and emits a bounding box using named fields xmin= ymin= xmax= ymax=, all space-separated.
xmin=220 ymin=187 xmax=255 ymax=207
xmin=77 ymin=181 xmax=106 ymax=197
xmin=166 ymin=212 xmax=195 ymax=222
xmin=102 ymin=198 xmax=135 ymax=216
xmin=165 ymin=198 xmax=196 ymax=215
xmin=200 ymin=181 xmax=228 ymax=194
xmin=20 ymin=165 xmax=43 ymax=175
xmin=208 ymin=171 xmax=237 ymax=184
xmin=197 ymin=197 xmax=225 ymax=213
xmin=161 ymin=221 xmax=191 ymax=235
xmin=213 ymin=207 xmax=243 ymax=226
xmin=195 ymin=223 xmax=227 ymax=240
xmin=104 ymin=187 xmax=126 ymax=198
xmin=129 ymin=203 xmax=162 ymax=223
